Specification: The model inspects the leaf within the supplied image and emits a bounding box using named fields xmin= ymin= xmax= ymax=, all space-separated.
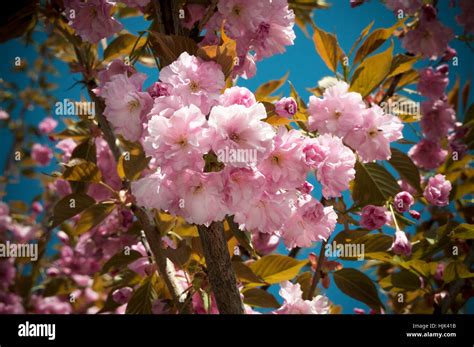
xmin=74 ymin=200 xmax=116 ymax=235
xmin=125 ymin=276 xmax=158 ymax=314
xmin=388 ymin=54 xmax=419 ymax=78
xmin=350 ymin=43 xmax=393 ymax=97
xmin=443 ymin=261 xmax=474 ymax=283
xmin=227 ymin=216 xmax=255 ymax=255
xmin=312 ymin=24 xmax=342 ymax=73
xmin=332 ymin=234 xmax=393 ymax=261
xmin=117 ymin=140 xmax=150 ymax=181
xmin=380 ymin=269 xmax=421 ymax=291
xmin=388 ymin=147 xmax=422 ymax=193
xmin=71 ymin=139 xmax=97 ymax=164
xmin=196 ymin=28 xmax=237 ymax=79
xmin=353 ymin=20 xmax=402 ymax=66
xmin=450 ymin=223 xmax=474 ymax=240
xmin=352 ymin=161 xmax=400 ymax=206
xmin=242 ymin=288 xmax=280 ymax=309
xmin=51 ymin=193 xmax=96 ymax=228
xmin=249 ymin=255 xmax=307 ymax=284
xmin=103 ymin=33 xmax=147 ymax=62
xmin=232 ymin=262 xmax=265 ymax=285
xmin=62 ymin=159 xmax=101 ymax=183
xmin=254 ymin=72 xmax=289 ymax=100
xmin=447 ymin=77 xmax=460 ymax=114
xmin=348 ymin=20 xmax=374 ymax=58
xmin=149 ymin=32 xmax=198 ymax=68
xmin=333 ymin=268 xmax=384 ymax=311
xmin=101 ymin=250 xmax=143 ymax=274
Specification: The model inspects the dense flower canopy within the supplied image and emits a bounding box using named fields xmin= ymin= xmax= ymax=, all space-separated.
xmin=0 ymin=0 xmax=472 ymax=317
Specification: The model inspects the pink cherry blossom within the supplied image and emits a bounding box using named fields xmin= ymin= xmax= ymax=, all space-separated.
xmin=402 ymin=8 xmax=454 ymax=59
xmin=258 ymin=127 xmax=307 ymax=189
xmin=420 ymin=99 xmax=455 ymax=141
xmin=159 ymin=52 xmax=225 ymax=114
xmin=101 ymin=72 xmax=153 ymax=142
xmin=423 ymin=174 xmax=452 ymax=206
xmin=209 ymin=103 xmax=275 ymax=167
xmin=307 ymin=134 xmax=356 ymax=198
xmin=31 ymin=295 xmax=72 ymax=314
xmin=0 ymin=292 xmax=25 ymax=314
xmin=360 ymin=205 xmax=388 ymax=230
xmin=275 ymin=97 xmax=297 ymax=118
xmin=31 ymin=143 xmax=53 ymax=166
xmin=38 ymin=117 xmax=58 ymax=134
xmin=0 ymin=109 xmax=9 ymax=120
xmin=65 ymin=0 xmax=123 ymax=44
xmin=112 ymin=287 xmax=133 ymax=305
xmin=0 ymin=260 xmax=16 ymax=290
xmin=131 ymin=169 xmax=167 ymax=210
xmin=251 ymin=0 xmax=296 ymax=60
xmin=391 ymin=229 xmax=412 ymax=256
xmin=281 ymin=194 xmax=337 ymax=248
xmin=308 ymin=81 xmax=365 ymax=138
xmin=385 ymin=0 xmax=421 ymax=15
xmin=219 ymin=86 xmax=256 ymax=108
xmin=394 ymin=191 xmax=414 ymax=213
xmin=181 ymin=4 xmax=207 ymax=29
xmin=275 ymin=281 xmax=330 ymax=314
xmin=223 ymin=167 xmax=266 ymax=214
xmin=233 ymin=190 xmax=291 ymax=234
xmin=147 ymin=82 xmax=171 ymax=99
xmin=55 ymin=139 xmax=77 ymax=162
xmin=147 ymin=95 xmax=183 ymax=120
xmin=417 ymin=65 xmax=449 ymax=100
xmin=145 ymin=105 xmax=210 ymax=172
xmin=457 ymin=0 xmax=474 ymax=33
xmin=174 ymin=170 xmax=227 ymax=226
xmin=251 ymin=232 xmax=280 ymax=255
xmin=217 ymin=0 xmax=263 ymax=37
xmin=119 ymin=0 xmax=150 ymax=9
xmin=94 ymin=59 xmax=136 ymax=96
xmin=408 ymin=139 xmax=447 ymax=170
xmin=344 ymin=105 xmax=403 ymax=162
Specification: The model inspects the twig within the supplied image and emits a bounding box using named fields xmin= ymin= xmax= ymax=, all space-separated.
xmin=198 ymin=0 xmax=218 ymax=32
xmin=379 ymin=74 xmax=402 ymax=105
xmin=306 ymin=240 xmax=327 ymax=300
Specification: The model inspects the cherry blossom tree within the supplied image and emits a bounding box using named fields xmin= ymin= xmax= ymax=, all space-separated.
xmin=0 ymin=0 xmax=472 ymax=315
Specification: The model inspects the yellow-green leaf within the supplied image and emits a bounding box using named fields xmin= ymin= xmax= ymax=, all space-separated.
xmin=450 ymin=223 xmax=474 ymax=240
xmin=249 ymin=254 xmax=307 ymax=284
xmin=388 ymin=147 xmax=422 ymax=193
xmin=117 ymin=141 xmax=150 ymax=181
xmin=333 ymin=268 xmax=384 ymax=311
xmin=242 ymin=288 xmax=280 ymax=309
xmin=104 ymin=33 xmax=147 ymax=62
xmin=350 ymin=43 xmax=393 ymax=97
xmin=254 ymin=72 xmax=289 ymax=100
xmin=313 ymin=24 xmax=342 ymax=73
xmin=51 ymin=193 xmax=95 ymax=228
xmin=62 ymin=159 xmax=101 ymax=183
xmin=74 ymin=200 xmax=116 ymax=235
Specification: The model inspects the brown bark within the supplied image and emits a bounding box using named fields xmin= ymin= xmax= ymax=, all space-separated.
xmin=198 ymin=222 xmax=244 ymax=314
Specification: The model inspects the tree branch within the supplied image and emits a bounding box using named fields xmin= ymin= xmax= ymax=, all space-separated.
xmin=306 ymin=240 xmax=327 ymax=300
xmin=197 ymin=221 xmax=244 ymax=314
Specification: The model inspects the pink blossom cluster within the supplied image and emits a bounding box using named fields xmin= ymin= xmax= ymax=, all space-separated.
xmin=193 ymin=0 xmax=295 ymax=79
xmin=308 ymin=81 xmax=403 ymax=163
xmin=122 ymin=52 xmax=356 ymax=249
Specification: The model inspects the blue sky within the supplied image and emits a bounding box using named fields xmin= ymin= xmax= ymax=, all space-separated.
xmin=0 ymin=0 xmax=472 ymax=313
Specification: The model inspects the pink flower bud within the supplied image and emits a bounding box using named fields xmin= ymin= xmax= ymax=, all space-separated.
xmin=275 ymin=97 xmax=297 ymax=118
xmin=112 ymin=287 xmax=133 ymax=305
xmin=391 ymin=229 xmax=412 ymax=256
xmin=394 ymin=191 xmax=414 ymax=213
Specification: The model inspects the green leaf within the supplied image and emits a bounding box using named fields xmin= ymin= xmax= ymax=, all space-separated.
xmin=104 ymin=33 xmax=147 ymax=62
xmin=388 ymin=54 xmax=419 ymax=78
xmin=51 ymin=193 xmax=96 ymax=228
xmin=74 ymin=200 xmax=116 ymax=235
xmin=62 ymin=159 xmax=101 ymax=183
xmin=333 ymin=268 xmax=384 ymax=311
xmin=101 ymin=249 xmax=142 ymax=274
xmin=125 ymin=276 xmax=158 ymax=314
xmin=332 ymin=234 xmax=393 ymax=261
xmin=380 ymin=269 xmax=421 ymax=291
xmin=70 ymin=139 xmax=97 ymax=164
xmin=242 ymin=288 xmax=280 ymax=309
xmin=388 ymin=147 xmax=422 ymax=193
xmin=443 ymin=261 xmax=474 ymax=283
xmin=450 ymin=223 xmax=474 ymax=240
xmin=249 ymin=255 xmax=308 ymax=284
xmin=254 ymin=72 xmax=289 ymax=100
xmin=117 ymin=140 xmax=150 ymax=181
xmin=352 ymin=161 xmax=400 ymax=206
xmin=312 ymin=24 xmax=342 ymax=73
xmin=350 ymin=43 xmax=393 ymax=97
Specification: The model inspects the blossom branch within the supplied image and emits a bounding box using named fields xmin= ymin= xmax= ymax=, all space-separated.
xmin=306 ymin=240 xmax=327 ymax=300
xmin=197 ymin=221 xmax=245 ymax=314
